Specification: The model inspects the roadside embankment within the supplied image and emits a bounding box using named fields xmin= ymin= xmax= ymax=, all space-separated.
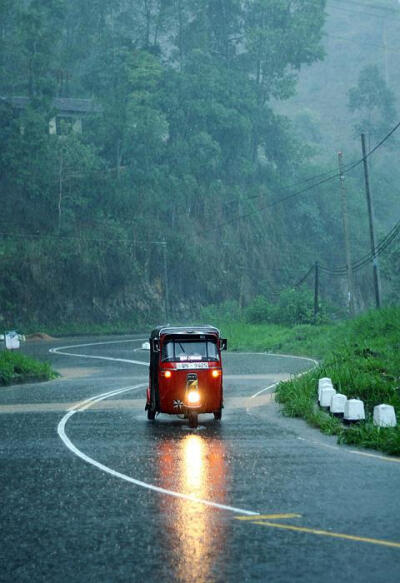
xmin=274 ymin=308 xmax=400 ymax=455
xmin=217 ymin=308 xmax=400 ymax=455
xmin=0 ymin=350 xmax=57 ymax=386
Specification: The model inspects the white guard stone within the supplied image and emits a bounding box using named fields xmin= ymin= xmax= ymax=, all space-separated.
xmin=320 ymin=386 xmax=336 ymax=407
xmin=330 ymin=393 xmax=347 ymax=414
xmin=318 ymin=378 xmax=333 ymax=400
xmin=373 ymin=404 xmax=397 ymax=427
xmin=5 ymin=332 xmax=20 ymax=350
xmin=344 ymin=399 xmax=365 ymax=421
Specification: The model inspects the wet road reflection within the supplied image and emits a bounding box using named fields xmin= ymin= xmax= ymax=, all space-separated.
xmin=157 ymin=431 xmax=229 ymax=583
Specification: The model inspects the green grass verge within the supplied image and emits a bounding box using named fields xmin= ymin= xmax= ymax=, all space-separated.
xmin=0 ymin=350 xmax=58 ymax=386
xmin=274 ymin=308 xmax=400 ymax=455
xmin=215 ymin=308 xmax=400 ymax=455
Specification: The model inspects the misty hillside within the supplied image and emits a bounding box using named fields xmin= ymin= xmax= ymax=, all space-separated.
xmin=281 ymin=0 xmax=400 ymax=159
xmin=0 ymin=0 xmax=399 ymax=328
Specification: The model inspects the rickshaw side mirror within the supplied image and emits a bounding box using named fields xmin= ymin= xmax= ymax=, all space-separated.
xmin=151 ymin=339 xmax=160 ymax=352
xmin=220 ymin=339 xmax=227 ymax=351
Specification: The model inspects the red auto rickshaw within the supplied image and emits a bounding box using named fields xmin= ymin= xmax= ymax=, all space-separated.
xmin=145 ymin=326 xmax=227 ymax=428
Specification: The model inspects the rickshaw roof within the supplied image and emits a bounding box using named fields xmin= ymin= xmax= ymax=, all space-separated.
xmin=150 ymin=325 xmax=221 ymax=339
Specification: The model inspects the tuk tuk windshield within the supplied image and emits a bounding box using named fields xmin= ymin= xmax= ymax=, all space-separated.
xmin=162 ymin=339 xmax=219 ymax=362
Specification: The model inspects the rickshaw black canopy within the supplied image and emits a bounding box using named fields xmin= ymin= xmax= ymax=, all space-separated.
xmin=150 ymin=325 xmax=221 ymax=340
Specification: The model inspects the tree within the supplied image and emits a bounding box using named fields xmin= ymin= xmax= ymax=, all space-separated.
xmin=348 ymin=64 xmax=397 ymax=138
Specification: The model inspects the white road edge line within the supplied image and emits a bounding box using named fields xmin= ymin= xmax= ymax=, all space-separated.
xmin=249 ymin=357 xmax=400 ymax=465
xmin=250 ymin=382 xmax=278 ymax=399
xmin=249 ymin=354 xmax=318 ymax=399
xmin=57 ymin=383 xmax=259 ymax=516
xmin=50 ymin=339 xmax=148 ymax=367
xmin=51 ymin=338 xmax=147 ymax=350
xmin=238 ymin=351 xmax=318 ymax=366
xmin=52 ymin=336 xmax=395 ymax=516
xmin=297 ymin=437 xmax=400 ymax=464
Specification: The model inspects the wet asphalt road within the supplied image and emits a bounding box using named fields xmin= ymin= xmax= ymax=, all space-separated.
xmin=1 ymin=336 xmax=399 ymax=583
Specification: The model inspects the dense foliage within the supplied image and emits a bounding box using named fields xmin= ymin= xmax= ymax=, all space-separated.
xmin=0 ymin=1 xmax=398 ymax=328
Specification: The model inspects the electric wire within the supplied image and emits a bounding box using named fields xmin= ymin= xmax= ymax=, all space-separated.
xmin=270 ymin=264 xmax=314 ymax=297
xmin=0 ymin=232 xmax=166 ymax=246
xmin=271 ymin=219 xmax=400 ymax=297
xmin=205 ymin=120 xmax=400 ymax=232
xmin=332 ymin=0 xmax=398 ymax=14
xmin=320 ymin=218 xmax=400 ymax=275
xmin=322 ymin=220 xmax=400 ymax=274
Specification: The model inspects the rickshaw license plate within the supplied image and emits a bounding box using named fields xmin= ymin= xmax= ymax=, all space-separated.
xmin=176 ymin=362 xmax=209 ymax=370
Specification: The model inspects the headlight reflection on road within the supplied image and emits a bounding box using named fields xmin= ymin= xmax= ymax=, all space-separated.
xmin=157 ymin=434 xmax=229 ymax=583
xmin=183 ymin=434 xmax=204 ymax=492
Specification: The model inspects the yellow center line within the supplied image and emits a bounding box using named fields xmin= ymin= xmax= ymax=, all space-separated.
xmin=236 ymin=514 xmax=302 ymax=521
xmin=250 ymin=521 xmax=400 ymax=549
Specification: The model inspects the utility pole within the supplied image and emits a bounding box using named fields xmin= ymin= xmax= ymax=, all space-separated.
xmin=314 ymin=261 xmax=319 ymax=323
xmin=361 ymin=133 xmax=382 ymax=309
xmin=383 ymin=18 xmax=389 ymax=85
xmin=338 ymin=152 xmax=355 ymax=316
xmin=238 ymin=194 xmax=245 ymax=313
xmin=162 ymin=240 xmax=169 ymax=322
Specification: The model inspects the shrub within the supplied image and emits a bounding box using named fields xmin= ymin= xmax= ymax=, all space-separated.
xmin=275 ymin=288 xmax=315 ymax=325
xmin=199 ymin=300 xmax=242 ymax=323
xmin=244 ymin=296 xmax=274 ymax=324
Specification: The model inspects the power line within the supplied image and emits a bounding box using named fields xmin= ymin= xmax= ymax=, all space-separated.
xmin=344 ymin=121 xmax=400 ymax=175
xmin=332 ymin=0 xmax=399 ymax=14
xmin=206 ymin=121 xmax=400 ymax=232
xmin=270 ymin=264 xmax=314 ymax=297
xmin=61 ymin=166 xmax=343 ymax=229
xmin=320 ymin=217 xmax=400 ymax=275
xmin=294 ymin=265 xmax=315 ymax=288
xmin=270 ymin=219 xmax=400 ymax=299
xmin=0 ymin=232 xmax=167 ymax=246
xmin=8 ymin=119 xmax=396 ymax=239
xmin=326 ymin=32 xmax=400 ymax=54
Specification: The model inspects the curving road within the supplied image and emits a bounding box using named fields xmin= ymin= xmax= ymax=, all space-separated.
xmin=1 ymin=336 xmax=399 ymax=583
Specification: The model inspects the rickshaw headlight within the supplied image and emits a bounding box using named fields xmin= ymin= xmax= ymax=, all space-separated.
xmin=163 ymin=370 xmax=172 ymax=378
xmin=211 ymin=369 xmax=221 ymax=378
xmin=187 ymin=390 xmax=200 ymax=404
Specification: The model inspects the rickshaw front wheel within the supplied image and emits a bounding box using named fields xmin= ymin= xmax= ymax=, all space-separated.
xmin=213 ymin=409 xmax=222 ymax=421
xmin=188 ymin=411 xmax=198 ymax=428
xmin=147 ymin=407 xmax=156 ymax=420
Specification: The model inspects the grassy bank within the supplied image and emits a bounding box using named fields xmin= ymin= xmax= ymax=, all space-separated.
xmin=274 ymin=308 xmax=400 ymax=455
xmin=0 ymin=350 xmax=57 ymax=386
xmin=218 ymin=320 xmax=331 ymax=358
xmin=216 ymin=308 xmax=400 ymax=455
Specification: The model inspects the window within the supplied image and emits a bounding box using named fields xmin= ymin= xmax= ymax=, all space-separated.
xmin=162 ymin=339 xmax=219 ymax=362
